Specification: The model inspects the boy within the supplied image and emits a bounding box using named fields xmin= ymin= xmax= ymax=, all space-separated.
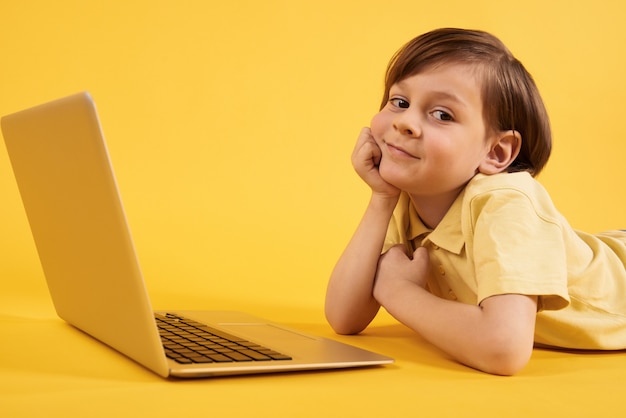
xmin=325 ymin=28 xmax=626 ymax=375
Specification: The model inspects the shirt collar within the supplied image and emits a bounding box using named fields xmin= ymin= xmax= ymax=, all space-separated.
xmin=407 ymin=190 xmax=466 ymax=255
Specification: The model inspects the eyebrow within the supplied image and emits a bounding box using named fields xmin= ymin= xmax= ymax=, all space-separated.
xmin=429 ymin=91 xmax=467 ymax=106
xmin=394 ymin=80 xmax=469 ymax=108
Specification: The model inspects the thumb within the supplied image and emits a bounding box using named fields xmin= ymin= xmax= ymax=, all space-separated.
xmin=412 ymin=246 xmax=429 ymax=263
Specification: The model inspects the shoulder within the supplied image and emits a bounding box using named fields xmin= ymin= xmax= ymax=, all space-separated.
xmin=462 ymin=174 xmax=571 ymax=310
xmin=465 ymin=172 xmax=546 ymax=197
xmin=463 ymin=172 xmax=560 ymax=223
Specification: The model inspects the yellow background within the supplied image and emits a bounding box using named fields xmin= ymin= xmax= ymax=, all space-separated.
xmin=2 ymin=0 xmax=625 ymax=314
xmin=1 ymin=1 xmax=626 ymax=417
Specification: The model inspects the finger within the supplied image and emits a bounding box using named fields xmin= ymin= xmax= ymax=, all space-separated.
xmin=358 ymin=126 xmax=373 ymax=141
xmin=370 ymin=140 xmax=382 ymax=167
xmin=353 ymin=127 xmax=374 ymax=155
xmin=412 ymin=247 xmax=430 ymax=264
xmin=353 ymin=135 xmax=381 ymax=169
xmin=385 ymin=244 xmax=411 ymax=259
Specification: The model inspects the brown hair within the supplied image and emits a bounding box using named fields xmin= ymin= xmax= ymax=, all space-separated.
xmin=381 ymin=28 xmax=552 ymax=176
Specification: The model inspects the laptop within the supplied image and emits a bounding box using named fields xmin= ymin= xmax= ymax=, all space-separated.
xmin=1 ymin=92 xmax=393 ymax=378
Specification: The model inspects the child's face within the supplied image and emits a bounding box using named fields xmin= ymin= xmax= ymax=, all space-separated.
xmin=371 ymin=63 xmax=497 ymax=201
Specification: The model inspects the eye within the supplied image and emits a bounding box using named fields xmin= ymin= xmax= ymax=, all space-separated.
xmin=389 ymin=97 xmax=410 ymax=109
xmin=432 ymin=110 xmax=453 ymax=121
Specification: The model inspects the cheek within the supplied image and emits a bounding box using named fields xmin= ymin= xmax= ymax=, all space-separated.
xmin=370 ymin=112 xmax=390 ymax=141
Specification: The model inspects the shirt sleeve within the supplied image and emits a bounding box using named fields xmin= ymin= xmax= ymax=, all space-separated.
xmin=383 ymin=192 xmax=414 ymax=253
xmin=468 ymin=189 xmax=570 ymax=311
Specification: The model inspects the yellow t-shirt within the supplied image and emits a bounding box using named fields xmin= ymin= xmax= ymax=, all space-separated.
xmin=383 ymin=172 xmax=626 ymax=350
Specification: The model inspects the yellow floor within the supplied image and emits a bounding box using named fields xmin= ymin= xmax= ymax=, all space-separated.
xmin=2 ymin=291 xmax=626 ymax=418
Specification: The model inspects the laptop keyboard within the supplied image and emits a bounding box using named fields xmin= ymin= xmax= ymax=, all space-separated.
xmin=155 ymin=313 xmax=292 ymax=364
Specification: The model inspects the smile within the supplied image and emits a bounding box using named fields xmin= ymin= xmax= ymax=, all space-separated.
xmin=384 ymin=141 xmax=418 ymax=159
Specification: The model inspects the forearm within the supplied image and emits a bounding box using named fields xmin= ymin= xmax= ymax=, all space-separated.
xmin=325 ymin=194 xmax=398 ymax=334
xmin=377 ymin=282 xmax=537 ymax=375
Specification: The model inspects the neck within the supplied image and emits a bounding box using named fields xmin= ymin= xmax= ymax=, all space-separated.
xmin=408 ymin=189 xmax=462 ymax=229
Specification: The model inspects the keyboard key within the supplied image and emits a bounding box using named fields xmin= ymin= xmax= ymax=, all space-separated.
xmin=155 ymin=314 xmax=291 ymax=364
xmin=238 ymin=350 xmax=272 ymax=361
xmin=224 ymin=352 xmax=254 ymax=362
xmin=155 ymin=313 xmax=292 ymax=365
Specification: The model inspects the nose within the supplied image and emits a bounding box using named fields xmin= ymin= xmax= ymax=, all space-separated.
xmin=393 ymin=111 xmax=422 ymax=138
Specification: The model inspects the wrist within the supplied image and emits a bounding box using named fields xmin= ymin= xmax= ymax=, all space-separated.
xmin=369 ymin=192 xmax=399 ymax=212
xmin=375 ymin=279 xmax=429 ymax=320
xmin=374 ymin=276 xmax=413 ymax=307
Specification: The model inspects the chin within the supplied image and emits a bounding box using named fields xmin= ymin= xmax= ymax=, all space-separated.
xmin=379 ymin=165 xmax=409 ymax=190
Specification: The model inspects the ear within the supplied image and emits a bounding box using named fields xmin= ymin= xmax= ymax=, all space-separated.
xmin=478 ymin=130 xmax=522 ymax=175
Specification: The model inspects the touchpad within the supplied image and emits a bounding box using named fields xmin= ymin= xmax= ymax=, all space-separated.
xmin=219 ymin=323 xmax=317 ymax=344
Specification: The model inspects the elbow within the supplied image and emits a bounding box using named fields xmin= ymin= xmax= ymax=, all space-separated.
xmin=325 ymin=314 xmax=366 ymax=336
xmin=482 ymin=353 xmax=529 ymax=376
xmin=330 ymin=323 xmax=366 ymax=336
xmin=324 ymin=308 xmax=369 ymax=336
xmin=478 ymin=342 xmax=533 ymax=376
xmin=324 ymin=298 xmax=379 ymax=335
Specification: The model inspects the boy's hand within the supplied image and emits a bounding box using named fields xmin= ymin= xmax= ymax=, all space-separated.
xmin=373 ymin=246 xmax=430 ymax=305
xmin=352 ymin=127 xmax=400 ymax=198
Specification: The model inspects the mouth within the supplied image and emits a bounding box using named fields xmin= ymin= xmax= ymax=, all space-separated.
xmin=384 ymin=141 xmax=418 ymax=159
